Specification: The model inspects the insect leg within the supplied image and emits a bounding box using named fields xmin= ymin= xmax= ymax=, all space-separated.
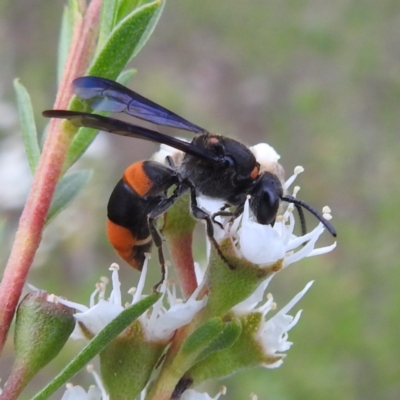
xmin=189 ymin=188 xmax=235 ymax=270
xmin=148 ymin=183 xmax=190 ymax=291
xmin=211 ymin=203 xmax=245 ymax=227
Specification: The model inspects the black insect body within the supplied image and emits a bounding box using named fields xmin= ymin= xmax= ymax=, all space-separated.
xmin=43 ymin=76 xmax=336 ymax=287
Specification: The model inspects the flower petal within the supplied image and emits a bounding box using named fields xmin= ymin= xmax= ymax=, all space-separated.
xmin=72 ymin=300 xmax=124 ymax=339
xmin=232 ymin=274 xmax=274 ymax=315
xmin=238 ymin=201 xmax=285 ymax=264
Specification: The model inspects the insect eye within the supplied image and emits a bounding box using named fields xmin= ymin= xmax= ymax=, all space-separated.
xmin=221 ymin=155 xmax=236 ymax=168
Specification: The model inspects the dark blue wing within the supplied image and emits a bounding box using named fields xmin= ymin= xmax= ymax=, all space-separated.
xmin=73 ymin=76 xmax=206 ymax=134
xmin=42 ymin=110 xmax=219 ymax=163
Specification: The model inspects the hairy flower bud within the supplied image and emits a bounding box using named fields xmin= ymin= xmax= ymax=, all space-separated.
xmin=15 ymin=290 xmax=75 ymax=370
xmin=2 ymin=291 xmax=75 ymax=399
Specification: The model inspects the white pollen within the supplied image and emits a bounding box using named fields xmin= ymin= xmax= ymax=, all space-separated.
xmin=323 ymin=213 xmax=332 ymax=220
xmin=47 ymin=294 xmax=57 ymax=303
xmin=86 ymin=364 xmax=94 ymax=373
xmin=109 ymin=263 xmax=119 ymax=271
xmin=322 ymin=206 xmax=332 ymax=213
xmin=100 ymin=277 xmax=109 ymax=284
xmin=128 ymin=287 xmax=136 ymax=295
xmin=294 ymin=166 xmax=304 ymax=174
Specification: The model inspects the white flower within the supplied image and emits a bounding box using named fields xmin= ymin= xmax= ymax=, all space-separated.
xmin=139 ymin=271 xmax=208 ymax=342
xmin=61 ymin=385 xmax=102 ymax=400
xmin=233 ymin=280 xmax=314 ymax=368
xmin=181 ymin=387 xmax=226 ymax=400
xmin=257 ymin=281 xmax=314 ymax=368
xmin=230 ymin=166 xmax=336 ymax=268
xmin=196 ymin=196 xmax=227 ymax=242
xmin=194 ymin=163 xmax=335 ymax=269
xmin=61 ymin=260 xmax=207 ymax=342
xmin=151 ymin=143 xmax=185 ymax=166
xmin=249 ymin=143 xmax=280 ymax=165
xmin=249 ymin=143 xmax=281 ymax=176
xmin=61 ymin=365 xmax=108 ymax=400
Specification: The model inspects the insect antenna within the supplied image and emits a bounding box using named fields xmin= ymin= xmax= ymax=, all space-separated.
xmin=291 ymin=202 xmax=307 ymax=236
xmin=281 ymin=195 xmax=337 ymax=237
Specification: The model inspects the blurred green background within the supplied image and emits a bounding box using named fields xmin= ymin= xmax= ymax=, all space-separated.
xmin=1 ymin=0 xmax=400 ymax=399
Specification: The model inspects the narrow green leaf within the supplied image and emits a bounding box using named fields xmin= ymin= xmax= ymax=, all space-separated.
xmin=181 ymin=318 xmax=224 ymax=356
xmin=57 ymin=6 xmax=72 ymax=84
xmin=46 ymin=170 xmax=93 ymax=224
xmin=97 ymin=0 xmax=121 ymax=52
xmin=117 ymin=68 xmax=137 ymax=86
xmin=62 ymin=68 xmax=137 ymax=170
xmin=116 ymin=0 xmax=150 ymax=22
xmin=58 ymin=0 xmax=83 ymax=83
xmin=68 ymin=0 xmax=82 ymax=16
xmin=85 ymin=0 xmax=162 ymax=80
xmin=64 ymin=1 xmax=163 ymax=170
xmin=194 ymin=319 xmax=242 ymax=364
xmin=31 ymin=293 xmax=161 ymax=400
xmin=13 ymin=79 xmax=40 ymax=174
xmin=63 ymin=127 xmax=100 ymax=171
xmin=127 ymin=0 xmax=165 ymax=62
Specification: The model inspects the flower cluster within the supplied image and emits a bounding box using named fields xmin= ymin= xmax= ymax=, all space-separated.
xmin=16 ymin=142 xmax=335 ymax=400
xmin=61 ymin=262 xmax=207 ymax=344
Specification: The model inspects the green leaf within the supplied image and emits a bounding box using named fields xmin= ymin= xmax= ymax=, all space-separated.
xmin=13 ymin=79 xmax=40 ymax=174
xmin=58 ymin=0 xmax=83 ymax=83
xmin=181 ymin=318 xmax=224 ymax=357
xmin=31 ymin=293 xmax=161 ymax=400
xmin=63 ymin=1 xmax=164 ymax=171
xmin=97 ymin=0 xmax=121 ymax=52
xmin=117 ymin=68 xmax=137 ymax=85
xmin=57 ymin=6 xmax=72 ymax=84
xmin=62 ymin=68 xmax=137 ymax=170
xmin=127 ymin=0 xmax=165 ymax=62
xmin=85 ymin=0 xmax=163 ymax=80
xmin=116 ymin=0 xmax=154 ymax=26
xmin=62 ymin=127 xmax=99 ymax=172
xmin=46 ymin=170 xmax=92 ymax=224
xmin=194 ymin=318 xmax=242 ymax=364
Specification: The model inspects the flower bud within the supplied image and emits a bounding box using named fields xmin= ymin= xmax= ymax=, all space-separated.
xmin=99 ymin=319 xmax=166 ymax=400
xmin=203 ymin=239 xmax=281 ymax=318
xmin=2 ymin=291 xmax=75 ymax=398
xmin=15 ymin=291 xmax=75 ymax=369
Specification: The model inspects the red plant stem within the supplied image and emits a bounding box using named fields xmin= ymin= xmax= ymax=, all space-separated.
xmin=0 ymin=364 xmax=28 ymax=400
xmin=167 ymin=233 xmax=198 ymax=299
xmin=0 ymin=0 xmax=102 ymax=356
